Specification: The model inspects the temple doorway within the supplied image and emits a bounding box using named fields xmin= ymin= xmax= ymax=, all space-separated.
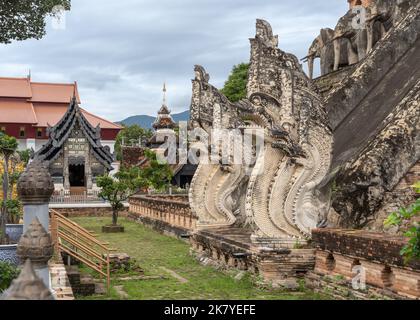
xmin=69 ymin=164 xmax=85 ymax=188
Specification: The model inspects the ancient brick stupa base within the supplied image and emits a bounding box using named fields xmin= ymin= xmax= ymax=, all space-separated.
xmin=190 ymin=227 xmax=315 ymax=288
xmin=102 ymin=225 xmax=125 ymax=233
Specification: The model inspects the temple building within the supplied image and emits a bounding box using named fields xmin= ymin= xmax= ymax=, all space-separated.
xmin=0 ymin=76 xmax=122 ymax=193
xmin=149 ymin=84 xmax=197 ymax=188
xmin=0 ymin=76 xmax=121 ymax=153
xmin=33 ymin=96 xmax=115 ymax=193
xmin=148 ymin=83 xmax=177 ymax=149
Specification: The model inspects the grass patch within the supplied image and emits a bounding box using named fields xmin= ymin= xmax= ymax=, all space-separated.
xmin=72 ymin=217 xmax=328 ymax=300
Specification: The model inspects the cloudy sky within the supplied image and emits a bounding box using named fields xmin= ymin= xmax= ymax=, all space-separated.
xmin=0 ymin=0 xmax=348 ymax=121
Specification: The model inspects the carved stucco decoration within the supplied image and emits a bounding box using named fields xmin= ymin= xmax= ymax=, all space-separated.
xmin=188 ymin=19 xmax=333 ymax=246
xmin=1 ymin=259 xmax=54 ymax=300
xmin=17 ymin=217 xmax=54 ymax=267
xmin=17 ymin=160 xmax=54 ymax=205
xmin=189 ymin=65 xmax=255 ymax=229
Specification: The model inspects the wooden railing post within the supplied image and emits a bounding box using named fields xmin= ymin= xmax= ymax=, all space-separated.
xmin=106 ymin=253 xmax=110 ymax=292
xmin=50 ymin=211 xmax=60 ymax=260
xmin=49 ymin=209 xmax=112 ymax=294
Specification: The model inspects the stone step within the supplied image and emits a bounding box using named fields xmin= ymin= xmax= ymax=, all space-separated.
xmin=65 ymin=266 xmax=82 ymax=283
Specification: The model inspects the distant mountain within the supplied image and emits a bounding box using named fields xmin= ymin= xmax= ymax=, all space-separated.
xmin=171 ymin=110 xmax=190 ymax=123
xmin=118 ymin=110 xmax=190 ymax=129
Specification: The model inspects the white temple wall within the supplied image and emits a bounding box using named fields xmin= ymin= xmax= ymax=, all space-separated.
xmin=101 ymin=140 xmax=116 ymax=154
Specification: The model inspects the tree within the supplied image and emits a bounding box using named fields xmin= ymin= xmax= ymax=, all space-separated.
xmin=3 ymin=153 xmax=25 ymax=224
xmin=97 ymin=150 xmax=172 ymax=228
xmin=220 ymin=63 xmax=249 ymax=102
xmin=17 ymin=149 xmax=31 ymax=165
xmin=384 ymin=182 xmax=420 ymax=263
xmin=140 ymin=149 xmax=173 ymax=190
xmin=0 ymin=133 xmax=18 ymax=244
xmin=0 ymin=0 xmax=71 ymax=44
xmin=114 ymin=125 xmax=153 ymax=161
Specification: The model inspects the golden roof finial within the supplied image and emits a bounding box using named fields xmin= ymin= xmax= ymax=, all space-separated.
xmin=162 ymin=82 xmax=167 ymax=106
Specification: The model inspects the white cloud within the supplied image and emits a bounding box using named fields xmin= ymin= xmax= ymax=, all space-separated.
xmin=0 ymin=0 xmax=348 ymax=121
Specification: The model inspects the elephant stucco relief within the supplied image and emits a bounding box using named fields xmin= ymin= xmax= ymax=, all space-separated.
xmin=306 ymin=0 xmax=415 ymax=77
xmin=305 ymin=28 xmax=335 ymax=80
xmin=332 ymin=10 xmax=368 ymax=71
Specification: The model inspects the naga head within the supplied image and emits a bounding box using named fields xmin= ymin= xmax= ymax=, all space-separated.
xmin=255 ymin=19 xmax=278 ymax=48
xmin=194 ymin=65 xmax=210 ymax=83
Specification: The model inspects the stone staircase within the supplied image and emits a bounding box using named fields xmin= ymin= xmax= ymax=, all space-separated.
xmin=65 ymin=265 xmax=104 ymax=296
xmin=49 ymin=262 xmax=75 ymax=300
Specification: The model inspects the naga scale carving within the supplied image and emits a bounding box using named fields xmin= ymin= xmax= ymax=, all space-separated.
xmin=188 ymin=19 xmax=333 ymax=247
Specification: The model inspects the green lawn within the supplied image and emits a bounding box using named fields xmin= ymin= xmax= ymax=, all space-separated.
xmin=72 ymin=217 xmax=328 ymax=300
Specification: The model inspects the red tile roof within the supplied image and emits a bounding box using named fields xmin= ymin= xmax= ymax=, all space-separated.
xmin=0 ymin=77 xmax=32 ymax=98
xmin=0 ymin=99 xmax=37 ymax=124
xmin=33 ymin=104 xmax=121 ymax=129
xmin=80 ymin=108 xmax=122 ymax=130
xmin=30 ymin=82 xmax=81 ymax=103
xmin=0 ymin=77 xmax=121 ymax=130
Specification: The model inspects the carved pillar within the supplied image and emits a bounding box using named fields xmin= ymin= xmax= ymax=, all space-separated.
xmin=63 ymin=146 xmax=70 ymax=190
xmin=17 ymin=160 xmax=55 ymax=288
xmin=85 ymin=145 xmax=93 ymax=190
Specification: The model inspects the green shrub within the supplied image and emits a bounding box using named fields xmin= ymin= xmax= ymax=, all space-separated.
xmin=0 ymin=261 xmax=19 ymax=292
xmin=384 ymin=182 xmax=420 ymax=263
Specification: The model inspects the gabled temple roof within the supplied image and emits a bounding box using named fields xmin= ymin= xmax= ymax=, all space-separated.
xmin=34 ymin=97 xmax=114 ymax=171
xmin=29 ymin=82 xmax=81 ymax=103
xmin=0 ymin=77 xmax=121 ymax=131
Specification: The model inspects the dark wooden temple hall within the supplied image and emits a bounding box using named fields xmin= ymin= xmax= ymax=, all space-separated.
xmin=33 ymin=97 xmax=114 ymax=193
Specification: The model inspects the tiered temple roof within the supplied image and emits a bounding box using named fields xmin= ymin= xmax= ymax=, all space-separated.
xmin=152 ymin=83 xmax=176 ymax=130
xmin=34 ymin=97 xmax=114 ymax=171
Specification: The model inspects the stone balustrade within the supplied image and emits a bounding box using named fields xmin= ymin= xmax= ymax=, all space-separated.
xmin=128 ymin=195 xmax=197 ymax=235
xmin=309 ymin=229 xmax=420 ymax=299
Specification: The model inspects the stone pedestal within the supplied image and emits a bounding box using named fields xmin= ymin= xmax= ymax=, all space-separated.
xmin=17 ymin=160 xmax=55 ymax=290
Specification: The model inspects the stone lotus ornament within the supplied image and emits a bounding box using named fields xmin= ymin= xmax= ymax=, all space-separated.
xmin=1 ymin=259 xmax=54 ymax=300
xmin=17 ymin=160 xmax=54 ymax=205
xmin=16 ymin=217 xmax=53 ymax=267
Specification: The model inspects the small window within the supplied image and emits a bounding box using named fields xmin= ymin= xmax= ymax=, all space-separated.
xmin=19 ymin=127 xmax=25 ymax=138
xmin=37 ymin=128 xmax=43 ymax=138
xmin=0 ymin=126 xmax=5 ymax=133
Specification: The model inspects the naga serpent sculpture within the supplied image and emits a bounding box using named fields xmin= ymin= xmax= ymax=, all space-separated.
xmin=189 ymin=20 xmax=333 ymax=247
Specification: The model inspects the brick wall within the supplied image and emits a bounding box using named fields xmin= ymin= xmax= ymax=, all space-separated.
xmin=52 ymin=206 xmax=128 ymax=218
xmin=129 ymin=195 xmax=197 ymax=232
xmin=395 ymin=160 xmax=420 ymax=190
xmin=311 ymin=229 xmax=420 ymax=299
